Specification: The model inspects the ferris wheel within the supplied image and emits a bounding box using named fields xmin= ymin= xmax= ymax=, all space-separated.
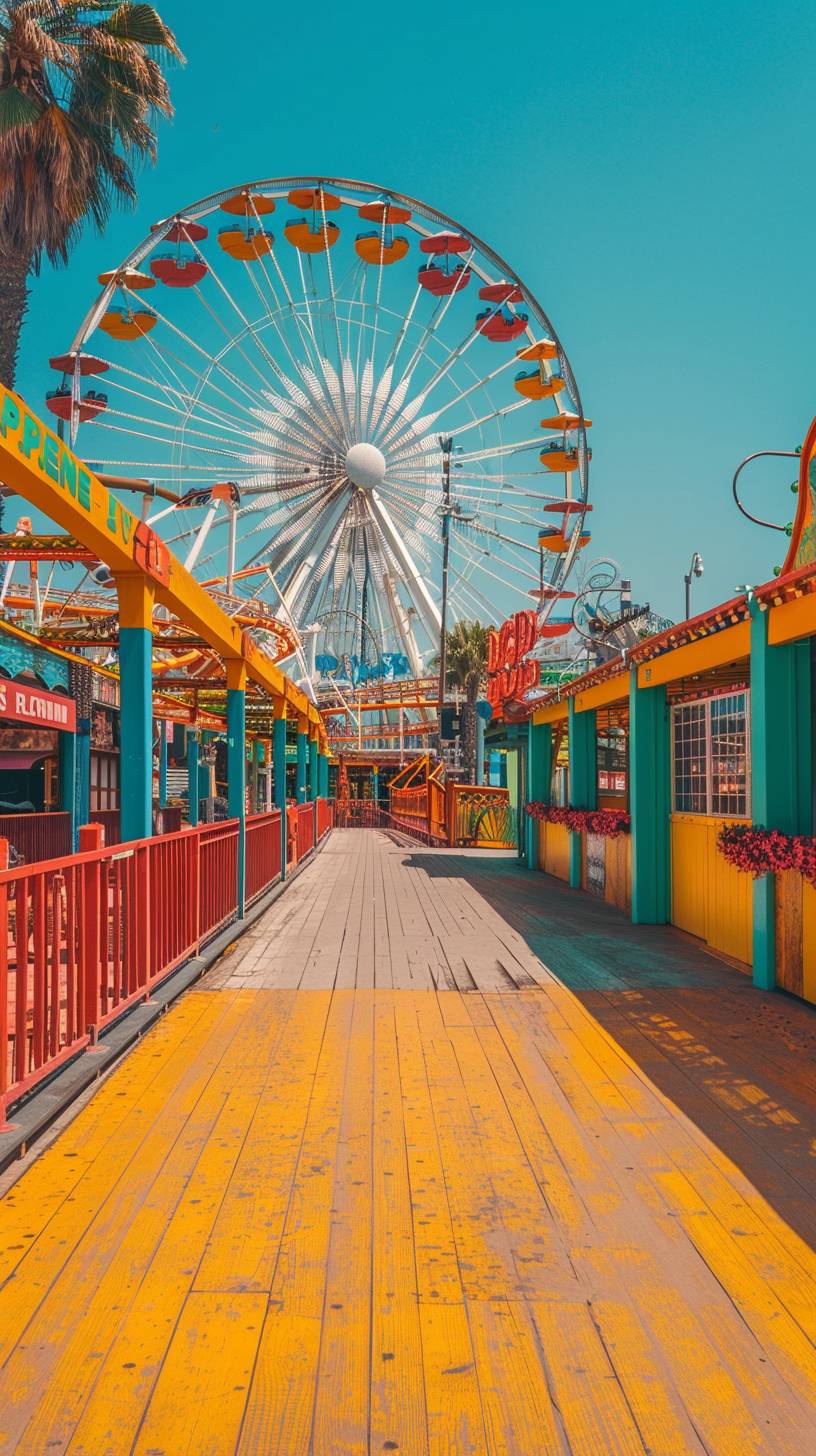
xmin=46 ymin=175 xmax=591 ymax=680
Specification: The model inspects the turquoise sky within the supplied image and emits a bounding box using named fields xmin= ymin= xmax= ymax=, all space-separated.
xmin=14 ymin=0 xmax=816 ymax=622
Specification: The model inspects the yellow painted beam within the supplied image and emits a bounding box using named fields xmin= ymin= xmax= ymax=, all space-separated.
xmin=768 ymin=593 xmax=816 ymax=646
xmin=573 ymin=673 xmax=628 ymax=714
xmin=0 ymin=386 xmax=326 ymax=748
xmin=637 ymin=621 xmax=750 ymax=688
xmin=532 ymin=700 xmax=569 ymax=725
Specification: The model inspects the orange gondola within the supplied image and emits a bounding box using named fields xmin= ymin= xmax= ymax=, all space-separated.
xmin=98 ymin=306 xmax=157 ymax=341
xmin=221 ymin=191 xmax=276 ymax=216
xmin=97 ymin=268 xmax=155 ymax=291
xmin=420 ymin=231 xmax=470 ymax=255
xmin=478 ymin=281 xmax=524 ymax=304
xmin=475 ymin=308 xmax=528 ymax=342
xmin=358 ymin=200 xmax=412 ymax=224
xmin=288 ymin=187 xmax=341 ymax=210
xmin=46 ymin=388 xmax=108 ymax=423
xmin=539 ymin=526 xmax=592 ymax=551
xmin=218 ymin=226 xmax=274 ymax=260
xmin=355 ymin=232 xmax=409 ymax=265
xmin=150 ymin=253 xmax=208 ymax=288
xmin=284 ymin=217 xmax=340 ymax=253
xmin=418 ymin=262 xmax=471 ymax=296
xmin=517 ymin=337 xmax=558 ymax=361
xmin=540 ymin=412 xmax=592 ymax=431
xmin=513 ymin=369 xmax=564 ymax=400
xmin=49 ymin=351 xmax=109 ymax=376
xmin=539 ymin=443 xmax=590 ymax=472
xmin=152 ymin=218 xmax=208 ymax=243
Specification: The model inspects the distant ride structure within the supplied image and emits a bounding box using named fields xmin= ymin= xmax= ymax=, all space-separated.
xmin=45 ymin=175 xmax=590 ymax=715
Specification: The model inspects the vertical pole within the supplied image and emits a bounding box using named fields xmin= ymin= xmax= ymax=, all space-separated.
xmin=76 ymin=720 xmax=90 ymax=838
xmin=116 ymin=575 xmax=154 ymax=843
xmin=296 ymin=718 xmax=308 ymax=803
xmin=187 ymin=732 xmax=200 ymax=827
xmin=274 ymin=706 xmax=287 ymax=882
xmin=526 ymin=720 xmax=553 ymax=870
xmin=749 ymin=604 xmax=812 ymax=989
xmin=372 ymin=764 xmax=380 ymax=805
xmin=438 ymin=436 xmax=452 ymax=754
xmin=568 ymin=699 xmax=596 ymax=889
xmin=158 ymin=719 xmax=168 ymax=809
xmin=475 ymin=711 xmax=485 ymax=786
xmin=629 ymin=671 xmax=671 ymax=923
xmin=226 ymin=659 xmax=247 ymax=918
xmin=319 ymin=750 xmax=329 ymax=800
xmin=59 ymin=729 xmax=78 ymax=852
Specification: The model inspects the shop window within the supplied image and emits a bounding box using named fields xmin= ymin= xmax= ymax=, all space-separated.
xmin=672 ymin=691 xmax=750 ymax=818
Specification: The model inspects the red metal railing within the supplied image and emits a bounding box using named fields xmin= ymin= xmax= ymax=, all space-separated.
xmin=0 ymin=793 xmax=334 ymax=1125
xmin=0 ymin=813 xmax=72 ymax=865
xmin=315 ymin=797 xmax=333 ymax=839
xmin=333 ymin=799 xmax=384 ymax=829
xmin=0 ymin=822 xmax=241 ymax=1124
xmin=198 ymin=821 xmax=239 ymax=940
xmin=245 ymin=810 xmax=282 ymax=906
xmin=297 ymin=802 xmax=315 ymax=861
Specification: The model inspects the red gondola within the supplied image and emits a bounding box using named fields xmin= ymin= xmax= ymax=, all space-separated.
xmin=478 ymin=281 xmax=523 ymax=304
xmin=150 ymin=253 xmax=208 ymax=288
xmin=543 ymin=500 xmax=593 ymax=514
xmin=538 ymin=616 xmax=572 ymax=638
xmin=152 ymin=218 xmax=208 ymax=243
xmin=46 ymin=388 xmax=108 ymax=423
xmin=475 ymin=308 xmax=528 ymax=342
xmin=49 ymin=352 xmax=109 ymax=376
xmin=419 ymin=231 xmax=470 ymax=255
xmin=418 ymin=262 xmax=471 ymax=296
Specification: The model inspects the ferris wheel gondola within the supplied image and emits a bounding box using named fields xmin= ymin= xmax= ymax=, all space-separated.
xmin=47 ymin=175 xmax=591 ymax=679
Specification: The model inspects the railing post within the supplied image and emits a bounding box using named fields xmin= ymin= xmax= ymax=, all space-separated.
xmin=115 ymin=575 xmax=155 ymax=843
xmin=274 ymin=705 xmax=287 ymax=882
xmin=226 ymin=659 xmax=247 ymax=919
xmin=79 ymin=823 xmax=103 ymax=1039
xmin=0 ymin=837 xmax=11 ymax=1130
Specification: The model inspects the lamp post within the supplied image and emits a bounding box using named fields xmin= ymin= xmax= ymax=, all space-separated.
xmin=684 ymin=551 xmax=704 ymax=621
xmin=437 ymin=436 xmax=452 ymax=755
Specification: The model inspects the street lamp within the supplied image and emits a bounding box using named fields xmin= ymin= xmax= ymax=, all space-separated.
xmin=684 ymin=551 xmax=704 ymax=620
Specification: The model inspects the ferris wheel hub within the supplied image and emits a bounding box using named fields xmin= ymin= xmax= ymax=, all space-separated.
xmin=345 ymin=442 xmax=387 ymax=492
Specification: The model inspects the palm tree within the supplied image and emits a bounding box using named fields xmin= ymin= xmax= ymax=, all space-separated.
xmin=0 ymin=2 xmax=182 ymax=389
xmin=432 ymin=618 xmax=489 ymax=781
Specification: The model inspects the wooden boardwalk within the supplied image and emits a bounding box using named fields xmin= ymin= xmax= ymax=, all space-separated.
xmin=1 ymin=829 xmax=816 ymax=1453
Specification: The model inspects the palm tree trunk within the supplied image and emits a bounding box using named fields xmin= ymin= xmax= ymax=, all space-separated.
xmin=0 ymin=245 xmax=33 ymax=389
xmin=462 ymin=682 xmax=478 ymax=782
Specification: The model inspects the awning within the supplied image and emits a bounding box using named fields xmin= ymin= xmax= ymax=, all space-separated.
xmin=0 ymin=751 xmax=51 ymax=771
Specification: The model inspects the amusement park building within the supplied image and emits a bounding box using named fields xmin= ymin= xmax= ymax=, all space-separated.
xmin=524 ymin=561 xmax=816 ymax=1006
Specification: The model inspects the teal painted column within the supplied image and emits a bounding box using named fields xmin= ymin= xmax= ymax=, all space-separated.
xmin=226 ymin=663 xmax=246 ymax=917
xmin=318 ymin=752 xmax=328 ymax=800
xmin=629 ymin=671 xmax=671 ymax=924
xmin=59 ymin=730 xmax=78 ymax=852
xmin=296 ymin=727 xmax=308 ymax=803
xmin=476 ymin=712 xmax=486 ymax=786
xmin=749 ymin=605 xmax=812 ymax=989
xmin=526 ymin=721 xmax=553 ymax=869
xmin=117 ymin=577 xmax=154 ymax=843
xmin=158 ymin=720 xmax=168 ymax=809
xmin=274 ymin=712 xmax=288 ymax=882
xmin=309 ymin=735 xmax=318 ymax=801
xmin=187 ymin=732 xmax=199 ymax=827
xmin=76 ymin=723 xmax=90 ymax=837
xmin=568 ymin=699 xmax=596 ymax=889
xmin=372 ymin=764 xmax=380 ymax=805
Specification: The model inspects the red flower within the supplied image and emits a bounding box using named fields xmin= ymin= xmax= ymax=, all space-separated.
xmin=525 ymin=804 xmax=631 ymax=838
xmin=716 ymin=824 xmax=816 ymax=886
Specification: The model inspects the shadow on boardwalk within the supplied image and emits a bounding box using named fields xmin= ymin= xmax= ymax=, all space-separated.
xmin=411 ymin=851 xmax=816 ymax=1251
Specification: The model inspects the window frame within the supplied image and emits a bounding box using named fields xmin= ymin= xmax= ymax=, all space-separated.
xmin=671 ymin=689 xmax=751 ymax=819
